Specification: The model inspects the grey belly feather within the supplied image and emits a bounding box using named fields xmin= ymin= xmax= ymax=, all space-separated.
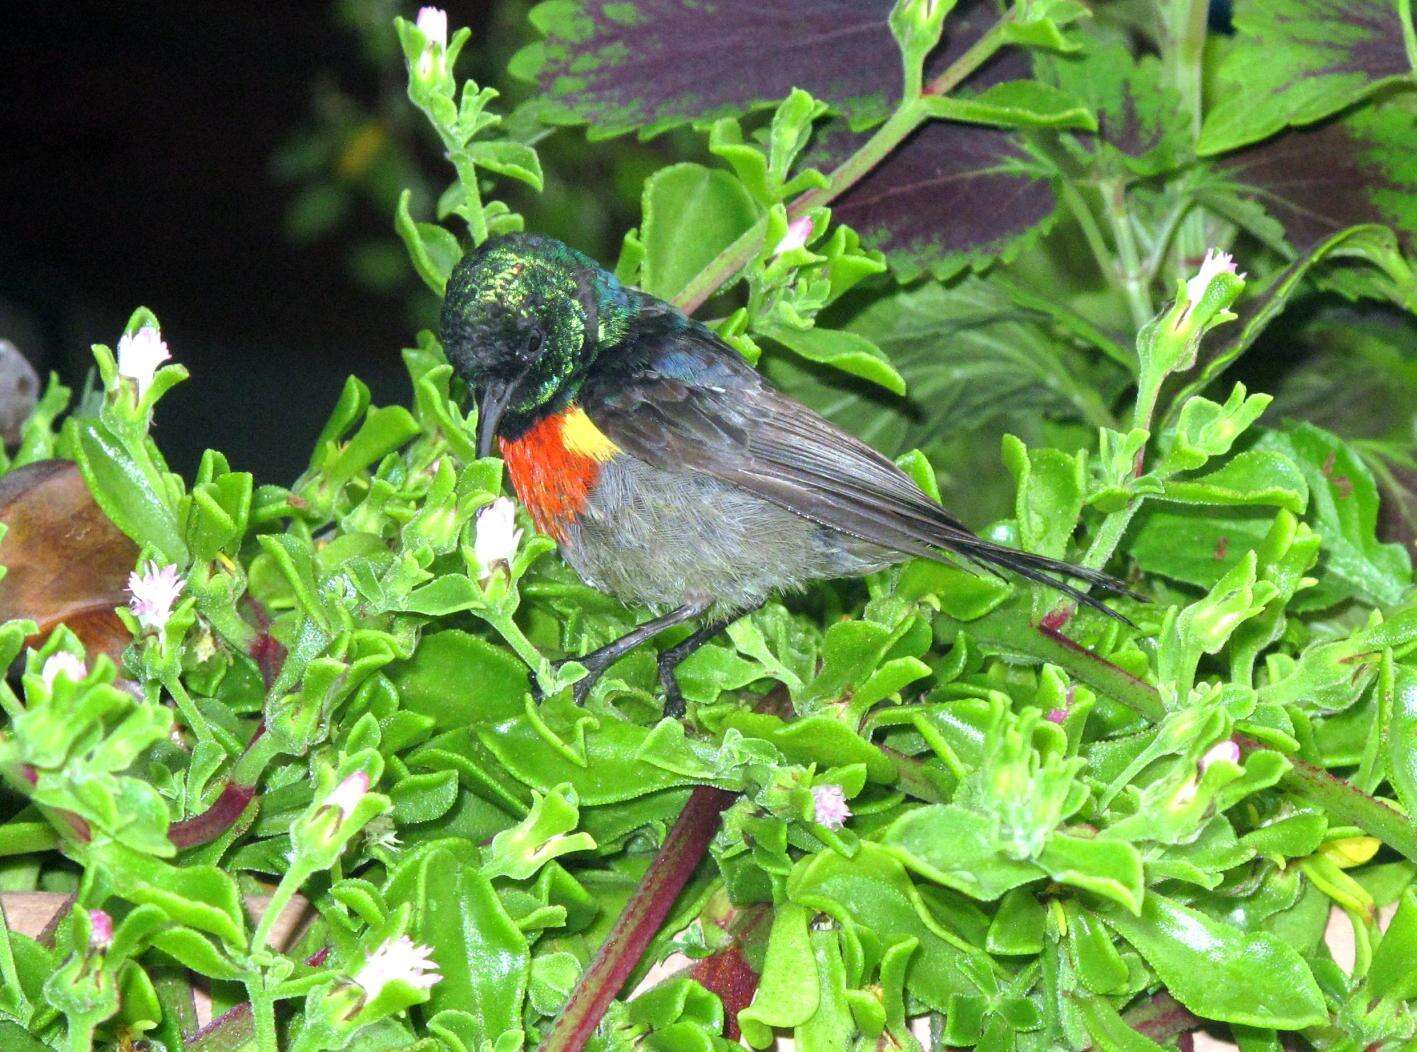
xmin=559 ymin=455 xmax=895 ymax=614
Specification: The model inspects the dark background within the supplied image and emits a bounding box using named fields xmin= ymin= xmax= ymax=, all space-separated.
xmin=0 ymin=1 xmax=504 ymax=482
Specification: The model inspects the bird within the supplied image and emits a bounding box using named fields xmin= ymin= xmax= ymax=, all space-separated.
xmin=440 ymin=232 xmax=1133 ymax=716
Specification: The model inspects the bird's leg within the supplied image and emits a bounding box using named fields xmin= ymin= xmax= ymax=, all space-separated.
xmin=563 ymin=600 xmax=712 ymax=705
xmin=657 ymin=604 xmax=762 ymax=718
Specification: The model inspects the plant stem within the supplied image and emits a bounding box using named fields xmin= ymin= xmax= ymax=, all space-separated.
xmin=1122 ymin=992 xmax=1202 ymax=1041
xmin=487 ymin=611 xmax=555 ymax=693
xmin=1249 ymin=734 xmax=1417 ymax=862
xmin=1162 ymin=0 xmax=1210 ymax=276
xmin=248 ymin=982 xmax=278 ymax=1052
xmin=252 ymin=862 xmax=312 ymax=951
xmin=66 ymin=1019 xmax=95 ymax=1052
xmin=1058 ymin=180 xmax=1117 ymax=293
xmin=539 ymin=786 xmax=736 ymax=1052
xmin=672 ymin=16 xmax=1013 ymax=315
xmin=1101 ymin=179 xmax=1153 ymax=332
xmin=168 ymin=781 xmax=257 ymax=849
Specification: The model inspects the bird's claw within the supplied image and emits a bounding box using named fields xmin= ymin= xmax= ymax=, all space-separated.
xmin=657 ymin=661 xmax=687 ymax=719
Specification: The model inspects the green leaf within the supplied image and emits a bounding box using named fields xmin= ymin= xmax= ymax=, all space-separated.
xmin=69 ymin=420 xmax=186 ymax=564
xmin=1037 ymin=834 xmax=1144 ymax=914
xmin=760 ymin=324 xmax=905 ymax=396
xmin=1369 ymin=888 xmax=1417 ymax=1002
xmin=390 ymin=769 xmax=460 ymax=824
xmin=739 ymin=902 xmax=818 ymax=1042
xmin=1161 ymin=450 xmax=1309 ymax=513
xmin=150 ymin=928 xmax=245 ymax=981
xmin=1258 ymin=423 xmax=1413 ymax=607
xmin=1130 ymin=504 xmax=1274 ymax=588
xmin=390 ymin=846 xmax=530 ymax=1042
xmin=1388 ymin=666 xmax=1417 ymax=815
xmin=1074 ymin=994 xmax=1167 ymax=1051
xmin=881 ymin=804 xmax=1043 ymax=901
xmin=1002 ymin=435 xmax=1085 ymax=561
xmin=1101 ymin=892 xmax=1327 ymax=1029
xmin=638 ymin=163 xmax=758 ymax=300
xmin=396 ymin=189 xmax=464 ymax=296
xmin=1199 ymin=0 xmax=1416 ymax=155
xmin=922 ymin=80 xmax=1097 ymax=130
xmin=480 ymin=783 xmax=596 ymax=881
xmin=788 ymin=843 xmax=996 ymax=1011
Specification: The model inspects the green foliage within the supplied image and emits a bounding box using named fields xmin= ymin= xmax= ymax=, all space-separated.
xmin=3 ymin=0 xmax=1417 ymax=1049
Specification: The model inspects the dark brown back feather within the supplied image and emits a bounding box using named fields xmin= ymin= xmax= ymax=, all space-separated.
xmin=583 ymin=321 xmax=1136 ymax=622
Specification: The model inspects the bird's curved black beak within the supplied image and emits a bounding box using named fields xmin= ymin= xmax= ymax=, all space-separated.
xmin=477 ymin=377 xmax=519 ymax=460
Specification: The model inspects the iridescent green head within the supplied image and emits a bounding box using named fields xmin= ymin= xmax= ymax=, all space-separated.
xmin=440 ymin=233 xmax=623 ymax=456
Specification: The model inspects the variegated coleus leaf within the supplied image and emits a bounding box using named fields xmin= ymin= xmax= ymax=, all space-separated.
xmin=1216 ymin=102 xmax=1417 ymax=253
xmin=516 ymin=0 xmax=1059 ymax=280
xmin=1199 ymin=0 xmax=1417 ymax=155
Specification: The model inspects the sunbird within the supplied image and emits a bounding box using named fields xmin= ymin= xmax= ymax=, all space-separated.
xmin=441 ymin=233 xmax=1131 ymax=715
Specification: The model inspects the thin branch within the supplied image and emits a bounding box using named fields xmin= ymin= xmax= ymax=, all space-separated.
xmin=539 ymin=786 xmax=737 ymax=1052
xmin=671 ymin=15 xmax=1014 ymax=315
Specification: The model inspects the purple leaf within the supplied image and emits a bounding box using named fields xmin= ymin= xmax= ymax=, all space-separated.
xmin=517 ymin=0 xmax=907 ymax=136
xmin=518 ymin=0 xmax=1055 ymax=278
xmin=825 ymin=121 xmax=1057 ymax=281
xmin=1217 ymin=104 xmax=1417 ymax=253
xmin=516 ymin=0 xmax=1017 ymax=136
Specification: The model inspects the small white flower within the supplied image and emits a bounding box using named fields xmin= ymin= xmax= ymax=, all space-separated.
xmin=365 ymin=814 xmax=402 ymax=854
xmin=773 ymin=215 xmax=814 ymax=257
xmin=415 ymin=6 xmax=447 ymax=47
xmin=127 ymin=561 xmax=184 ymax=634
xmin=115 ymin=326 xmax=171 ymax=400
xmin=41 ymin=651 xmax=87 ymax=688
xmin=415 ymin=7 xmax=448 ymax=79
xmin=1183 ymin=249 xmax=1242 ymax=310
xmin=353 ymin=935 xmax=441 ymax=1000
xmin=325 ymin=771 xmax=371 ymax=821
xmin=475 ymin=497 xmax=523 ymax=580
xmin=1199 ymin=738 xmax=1242 ymax=771
xmin=811 ymin=783 xmax=851 ymax=830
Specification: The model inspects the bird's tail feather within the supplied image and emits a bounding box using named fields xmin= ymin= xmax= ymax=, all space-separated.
xmin=949 ymin=539 xmax=1139 ymax=627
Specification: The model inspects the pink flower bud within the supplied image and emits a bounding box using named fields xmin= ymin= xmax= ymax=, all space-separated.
xmin=1200 ymin=739 xmax=1242 ymax=771
xmin=811 ymin=783 xmax=851 ymax=830
xmin=89 ymin=909 xmax=113 ymax=951
xmin=326 ymin=771 xmax=371 ymax=820
xmin=773 ymin=215 xmax=813 ymax=257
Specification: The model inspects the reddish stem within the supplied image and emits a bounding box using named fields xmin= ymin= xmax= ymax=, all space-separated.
xmin=539 ymin=785 xmax=736 ymax=1052
xmin=1123 ymin=992 xmax=1202 ymax=1039
xmin=168 ymin=782 xmax=257 ymax=848
xmin=688 ymin=906 xmax=771 ymax=1040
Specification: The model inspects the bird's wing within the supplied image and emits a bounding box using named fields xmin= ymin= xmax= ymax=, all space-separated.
xmin=583 ymin=326 xmax=1133 ymax=618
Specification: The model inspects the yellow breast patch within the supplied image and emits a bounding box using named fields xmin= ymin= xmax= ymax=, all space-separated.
xmin=558 ymin=405 xmax=621 ymax=462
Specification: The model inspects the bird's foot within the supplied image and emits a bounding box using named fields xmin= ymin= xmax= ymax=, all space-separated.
xmin=571 ymin=669 xmax=601 ymax=707
xmin=657 ymin=660 xmax=687 ymax=719
xmin=532 ymin=658 xmax=605 ymax=706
